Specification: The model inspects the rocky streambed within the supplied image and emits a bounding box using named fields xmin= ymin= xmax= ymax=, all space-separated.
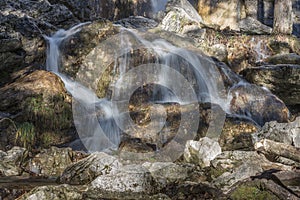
xmin=1 ymin=0 xmax=300 ymax=199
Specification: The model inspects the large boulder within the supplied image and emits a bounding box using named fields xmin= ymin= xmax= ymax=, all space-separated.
xmin=241 ymin=65 xmax=300 ymax=106
xmin=238 ymin=17 xmax=272 ymax=34
xmin=264 ymin=53 xmax=300 ymax=65
xmin=0 ymin=70 xmax=74 ymax=149
xmin=210 ymin=151 xmax=293 ymax=192
xmin=219 ymin=116 xmax=258 ymax=151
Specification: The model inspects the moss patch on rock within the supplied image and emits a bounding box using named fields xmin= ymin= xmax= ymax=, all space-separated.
xmin=230 ymin=183 xmax=279 ymax=200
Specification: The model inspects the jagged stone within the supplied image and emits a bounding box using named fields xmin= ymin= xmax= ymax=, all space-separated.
xmin=253 ymin=117 xmax=300 ymax=148
xmin=16 ymin=184 xmax=83 ymax=200
xmin=184 ymin=137 xmax=222 ymax=168
xmin=160 ymin=0 xmax=204 ymax=35
xmin=210 ymin=151 xmax=293 ymax=192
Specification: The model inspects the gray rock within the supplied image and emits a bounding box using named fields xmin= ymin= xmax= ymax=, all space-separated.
xmin=59 ymin=152 xmax=122 ymax=184
xmin=142 ymin=162 xmax=188 ymax=187
xmin=253 ymin=117 xmax=300 ymax=148
xmin=0 ymin=146 xmax=27 ymax=176
xmin=241 ymin=65 xmax=300 ymax=106
xmin=239 ymin=17 xmax=272 ymax=34
xmin=210 ymin=151 xmax=293 ymax=192
xmin=91 ymin=164 xmax=156 ymax=193
xmin=184 ymin=137 xmax=222 ymax=168
xmin=160 ymin=0 xmax=203 ymax=35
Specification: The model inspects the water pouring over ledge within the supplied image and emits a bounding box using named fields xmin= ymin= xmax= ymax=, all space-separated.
xmin=44 ymin=22 xmax=289 ymax=157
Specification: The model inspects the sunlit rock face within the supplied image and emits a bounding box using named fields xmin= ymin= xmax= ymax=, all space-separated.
xmin=197 ymin=0 xmax=246 ymax=30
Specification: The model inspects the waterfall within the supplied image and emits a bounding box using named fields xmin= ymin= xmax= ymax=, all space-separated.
xmin=44 ymin=22 xmax=121 ymax=152
xmin=44 ymin=22 xmax=287 ymax=155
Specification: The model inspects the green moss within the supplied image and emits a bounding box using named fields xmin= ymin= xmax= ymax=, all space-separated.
xmin=20 ymin=94 xmax=73 ymax=148
xmin=15 ymin=122 xmax=36 ymax=150
xmin=230 ymin=185 xmax=279 ymax=200
xmin=209 ymin=167 xmax=228 ymax=179
xmin=23 ymin=94 xmax=72 ymax=132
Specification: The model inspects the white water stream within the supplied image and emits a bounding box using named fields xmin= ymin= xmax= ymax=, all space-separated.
xmin=44 ymin=22 xmax=275 ymax=153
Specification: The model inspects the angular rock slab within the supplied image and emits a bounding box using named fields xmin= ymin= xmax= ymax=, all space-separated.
xmin=91 ymin=164 xmax=156 ymax=194
xmin=59 ymin=152 xmax=122 ymax=185
xmin=184 ymin=137 xmax=222 ymax=168
xmin=210 ymin=151 xmax=293 ymax=192
xmin=253 ymin=117 xmax=300 ymax=148
xmin=142 ymin=162 xmax=188 ymax=187
xmin=238 ymin=17 xmax=272 ymax=35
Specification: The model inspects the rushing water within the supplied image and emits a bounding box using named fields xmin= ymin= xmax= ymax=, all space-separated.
xmin=44 ymin=21 xmax=287 ymax=153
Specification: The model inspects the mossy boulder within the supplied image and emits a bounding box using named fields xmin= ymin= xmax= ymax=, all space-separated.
xmin=0 ymin=70 xmax=74 ymax=150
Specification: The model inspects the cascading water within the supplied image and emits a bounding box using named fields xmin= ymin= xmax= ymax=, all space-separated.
xmin=44 ymin=22 xmax=288 ymax=155
xmin=44 ymin=22 xmax=121 ymax=152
